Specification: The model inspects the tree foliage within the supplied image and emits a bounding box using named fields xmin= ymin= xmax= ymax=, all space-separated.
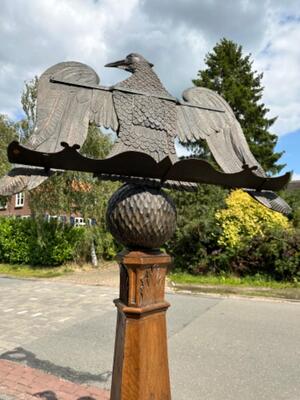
xmin=0 ymin=217 xmax=85 ymax=266
xmin=18 ymin=76 xmax=120 ymax=261
xmin=166 ymin=184 xmax=227 ymax=271
xmin=169 ymin=188 xmax=299 ymax=281
xmin=18 ymin=76 xmax=38 ymax=141
xmin=217 ymin=228 xmax=300 ymax=281
xmin=215 ymin=189 xmax=290 ymax=249
xmin=281 ymin=188 xmax=300 ymax=228
xmin=0 ymin=115 xmax=18 ymax=178
xmin=0 ymin=115 xmax=18 ymax=207
xmin=193 ymin=38 xmax=284 ymax=174
xmin=29 ymin=125 xmax=118 ymax=217
xmin=28 ymin=127 xmax=120 ymax=260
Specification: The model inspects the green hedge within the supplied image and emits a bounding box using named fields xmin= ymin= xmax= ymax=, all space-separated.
xmin=0 ymin=218 xmax=85 ymax=266
xmin=170 ymin=228 xmax=300 ymax=282
xmin=224 ymin=229 xmax=300 ymax=282
xmin=73 ymin=225 xmax=120 ymax=263
xmin=167 ymin=188 xmax=300 ymax=282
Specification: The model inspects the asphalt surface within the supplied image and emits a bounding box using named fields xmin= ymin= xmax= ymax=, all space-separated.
xmin=0 ymin=277 xmax=299 ymax=400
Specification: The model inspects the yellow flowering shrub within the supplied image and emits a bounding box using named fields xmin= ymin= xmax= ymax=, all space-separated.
xmin=215 ymin=189 xmax=291 ymax=249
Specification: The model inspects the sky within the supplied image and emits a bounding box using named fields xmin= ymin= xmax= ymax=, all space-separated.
xmin=0 ymin=0 xmax=299 ymax=179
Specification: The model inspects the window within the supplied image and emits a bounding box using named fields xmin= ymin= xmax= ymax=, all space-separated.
xmin=74 ymin=217 xmax=86 ymax=227
xmin=15 ymin=192 xmax=25 ymax=208
xmin=0 ymin=198 xmax=7 ymax=210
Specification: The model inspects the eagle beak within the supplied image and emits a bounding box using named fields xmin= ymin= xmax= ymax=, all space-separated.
xmin=105 ymin=59 xmax=128 ymax=69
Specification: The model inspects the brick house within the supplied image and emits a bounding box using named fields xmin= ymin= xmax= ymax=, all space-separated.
xmin=0 ymin=192 xmax=31 ymax=218
xmin=0 ymin=190 xmax=95 ymax=226
xmin=287 ymin=180 xmax=300 ymax=190
xmin=1 ymin=181 xmax=298 ymax=222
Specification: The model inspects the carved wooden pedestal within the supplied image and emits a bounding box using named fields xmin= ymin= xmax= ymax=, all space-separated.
xmin=110 ymin=249 xmax=172 ymax=400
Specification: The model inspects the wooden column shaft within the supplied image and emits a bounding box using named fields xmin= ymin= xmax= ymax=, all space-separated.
xmin=110 ymin=250 xmax=172 ymax=400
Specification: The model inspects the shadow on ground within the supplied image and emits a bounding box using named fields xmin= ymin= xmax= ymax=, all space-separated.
xmin=35 ymin=391 xmax=96 ymax=400
xmin=0 ymin=347 xmax=111 ymax=385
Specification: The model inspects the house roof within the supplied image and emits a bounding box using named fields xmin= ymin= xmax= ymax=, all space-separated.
xmin=70 ymin=180 xmax=92 ymax=192
xmin=287 ymin=180 xmax=300 ymax=190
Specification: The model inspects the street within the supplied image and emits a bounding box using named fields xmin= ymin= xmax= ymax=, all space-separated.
xmin=0 ymin=277 xmax=299 ymax=400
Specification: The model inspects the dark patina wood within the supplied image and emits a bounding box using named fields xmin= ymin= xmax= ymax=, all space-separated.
xmin=1 ymin=53 xmax=291 ymax=215
xmin=110 ymin=250 xmax=172 ymax=400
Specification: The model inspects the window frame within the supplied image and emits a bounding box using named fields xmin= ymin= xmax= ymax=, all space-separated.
xmin=74 ymin=217 xmax=86 ymax=227
xmin=0 ymin=198 xmax=7 ymax=210
xmin=15 ymin=192 xmax=25 ymax=208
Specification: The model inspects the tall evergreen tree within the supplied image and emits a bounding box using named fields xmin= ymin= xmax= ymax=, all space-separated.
xmin=192 ymin=38 xmax=284 ymax=175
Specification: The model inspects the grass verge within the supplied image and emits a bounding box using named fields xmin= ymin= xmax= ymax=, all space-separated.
xmin=169 ymin=272 xmax=300 ymax=301
xmin=169 ymin=272 xmax=299 ymax=289
xmin=0 ymin=264 xmax=73 ymax=278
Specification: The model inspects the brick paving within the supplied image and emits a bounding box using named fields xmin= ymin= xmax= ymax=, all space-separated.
xmin=0 ymin=278 xmax=118 ymax=355
xmin=1 ymin=273 xmax=299 ymax=399
xmin=0 ymin=269 xmax=169 ymax=400
xmin=0 ymin=277 xmax=118 ymax=398
xmin=0 ymin=360 xmax=109 ymax=400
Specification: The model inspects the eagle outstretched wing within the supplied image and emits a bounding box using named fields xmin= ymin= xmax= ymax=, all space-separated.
xmin=0 ymin=61 xmax=118 ymax=195
xmin=177 ymin=86 xmax=291 ymax=214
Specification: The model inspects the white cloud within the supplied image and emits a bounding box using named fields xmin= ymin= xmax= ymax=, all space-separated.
xmin=0 ymin=0 xmax=299 ymax=139
xmin=0 ymin=0 xmax=139 ymax=118
xmin=255 ymin=10 xmax=300 ymax=135
xmin=292 ymin=172 xmax=300 ymax=181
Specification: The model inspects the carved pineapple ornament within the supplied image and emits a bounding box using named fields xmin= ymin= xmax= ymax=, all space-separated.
xmin=106 ymin=184 xmax=177 ymax=249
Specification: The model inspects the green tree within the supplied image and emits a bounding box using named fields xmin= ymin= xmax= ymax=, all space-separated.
xmin=281 ymin=188 xmax=300 ymax=228
xmin=215 ymin=189 xmax=290 ymax=250
xmin=193 ymin=38 xmax=284 ymax=175
xmin=0 ymin=115 xmax=18 ymax=207
xmin=28 ymin=126 xmax=120 ymax=262
xmin=0 ymin=77 xmax=37 ymax=180
xmin=18 ymin=77 xmax=120 ymax=262
xmin=18 ymin=76 xmax=38 ymax=141
xmin=0 ymin=115 xmax=18 ymax=178
xmin=166 ymin=184 xmax=227 ymax=272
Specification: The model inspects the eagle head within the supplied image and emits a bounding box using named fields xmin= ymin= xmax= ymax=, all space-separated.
xmin=105 ymin=53 xmax=154 ymax=73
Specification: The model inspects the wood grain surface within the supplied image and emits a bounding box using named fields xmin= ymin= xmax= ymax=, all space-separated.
xmin=110 ymin=250 xmax=172 ymax=400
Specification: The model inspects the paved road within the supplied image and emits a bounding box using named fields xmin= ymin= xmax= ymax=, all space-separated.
xmin=0 ymin=277 xmax=299 ymax=400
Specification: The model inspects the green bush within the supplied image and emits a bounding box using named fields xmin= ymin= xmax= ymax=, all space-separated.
xmin=0 ymin=217 xmax=85 ymax=266
xmin=0 ymin=218 xmax=32 ymax=264
xmin=166 ymin=184 xmax=227 ymax=272
xmin=281 ymin=188 xmax=300 ymax=228
xmin=179 ymin=228 xmax=300 ymax=282
xmin=215 ymin=190 xmax=290 ymax=249
xmin=166 ymin=187 xmax=300 ymax=282
xmin=74 ymin=225 xmax=119 ymax=263
xmin=230 ymin=229 xmax=300 ymax=281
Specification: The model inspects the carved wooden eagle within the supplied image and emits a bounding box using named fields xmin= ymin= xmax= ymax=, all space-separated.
xmin=0 ymin=53 xmax=291 ymax=214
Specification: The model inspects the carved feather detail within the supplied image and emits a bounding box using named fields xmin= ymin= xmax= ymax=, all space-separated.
xmin=0 ymin=55 xmax=291 ymax=215
xmin=0 ymin=61 xmax=118 ymax=195
xmin=176 ymin=86 xmax=291 ymax=214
